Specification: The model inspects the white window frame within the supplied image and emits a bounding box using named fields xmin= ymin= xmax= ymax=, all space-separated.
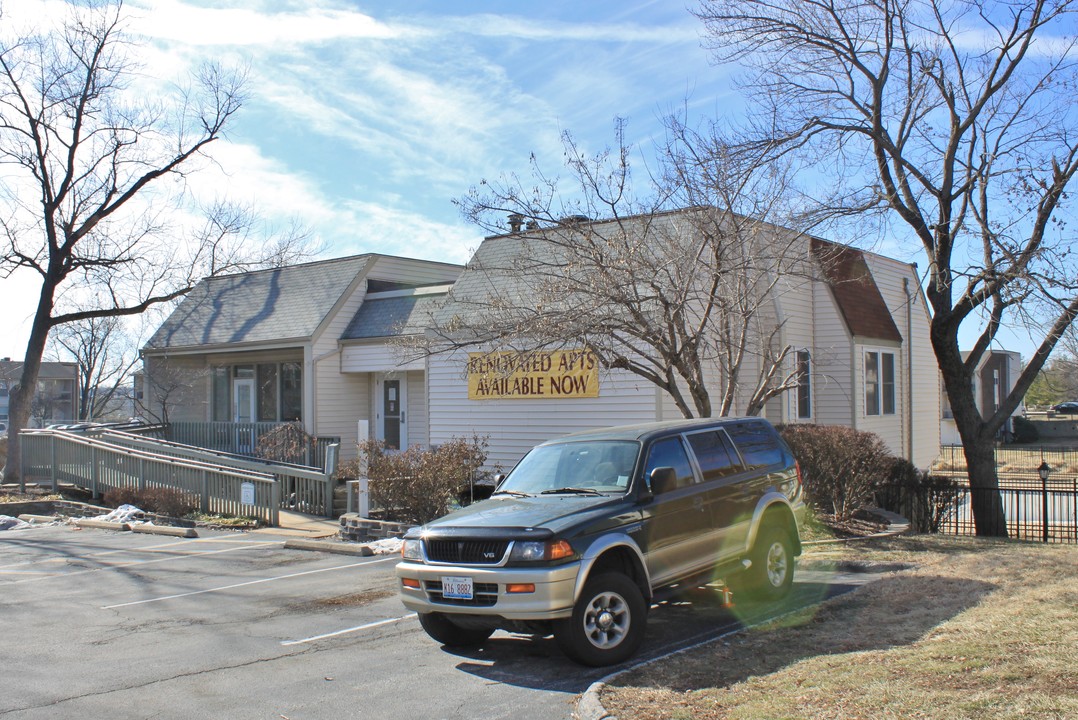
xmin=864 ymin=349 xmax=897 ymax=417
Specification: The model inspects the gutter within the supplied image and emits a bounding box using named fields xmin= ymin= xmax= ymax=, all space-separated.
xmin=903 ymin=276 xmax=914 ymax=463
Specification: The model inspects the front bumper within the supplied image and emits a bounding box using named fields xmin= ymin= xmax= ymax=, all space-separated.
xmin=396 ymin=560 xmax=581 ymax=621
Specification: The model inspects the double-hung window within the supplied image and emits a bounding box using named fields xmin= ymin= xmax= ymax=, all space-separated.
xmin=864 ymin=351 xmax=896 ymax=416
xmin=796 ymin=350 xmax=811 ymax=419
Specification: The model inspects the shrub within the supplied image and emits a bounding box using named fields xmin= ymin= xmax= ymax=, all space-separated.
xmin=877 ymin=458 xmax=962 ymax=533
xmin=778 ymin=424 xmax=893 ymax=521
xmin=102 ymin=486 xmax=197 ymax=518
xmin=1012 ymin=415 xmax=1039 ymax=444
xmin=341 ymin=435 xmax=490 ymax=525
xmin=255 ymin=422 xmax=317 ymax=465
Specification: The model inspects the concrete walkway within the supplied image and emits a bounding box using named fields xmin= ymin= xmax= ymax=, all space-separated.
xmin=251 ymin=509 xmax=340 ymax=539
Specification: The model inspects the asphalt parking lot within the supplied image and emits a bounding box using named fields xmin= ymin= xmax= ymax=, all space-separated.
xmin=0 ymin=524 xmax=877 ymax=720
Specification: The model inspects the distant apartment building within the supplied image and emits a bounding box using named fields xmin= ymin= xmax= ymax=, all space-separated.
xmin=0 ymin=359 xmax=79 ymax=433
xmin=940 ymin=349 xmax=1023 ymax=445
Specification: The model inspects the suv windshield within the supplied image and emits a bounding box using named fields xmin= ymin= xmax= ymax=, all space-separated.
xmin=497 ymin=440 xmax=639 ymax=495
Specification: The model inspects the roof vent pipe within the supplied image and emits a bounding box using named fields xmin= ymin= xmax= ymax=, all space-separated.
xmin=508 ymin=213 xmax=524 ymax=233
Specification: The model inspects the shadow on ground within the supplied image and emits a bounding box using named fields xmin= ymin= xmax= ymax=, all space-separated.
xmin=609 ymin=573 xmax=996 ymax=692
xmin=437 ymin=568 xmax=921 ymax=693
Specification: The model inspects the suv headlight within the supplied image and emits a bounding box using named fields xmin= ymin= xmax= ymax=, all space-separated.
xmin=401 ymin=538 xmax=423 ymax=561
xmin=509 ymin=539 xmax=574 ymax=562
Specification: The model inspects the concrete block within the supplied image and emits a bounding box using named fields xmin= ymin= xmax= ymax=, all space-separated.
xmin=74 ymin=518 xmax=130 ymax=532
xmin=17 ymin=514 xmax=57 ymax=523
xmin=131 ymin=524 xmax=198 ymax=538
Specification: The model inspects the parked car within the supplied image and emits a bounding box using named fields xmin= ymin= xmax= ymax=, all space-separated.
xmin=397 ymin=417 xmax=806 ymax=666
xmin=1051 ymin=402 xmax=1078 ymax=414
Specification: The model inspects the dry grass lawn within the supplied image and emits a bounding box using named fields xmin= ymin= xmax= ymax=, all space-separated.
xmin=601 ymin=536 xmax=1078 ymax=720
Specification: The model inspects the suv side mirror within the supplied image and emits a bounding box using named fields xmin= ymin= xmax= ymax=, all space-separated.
xmin=649 ymin=466 xmax=678 ymax=495
xmin=493 ymin=473 xmax=506 ymax=488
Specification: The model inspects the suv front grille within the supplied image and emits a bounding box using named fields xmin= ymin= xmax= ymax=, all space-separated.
xmin=425 ymin=539 xmax=509 ymax=565
xmin=424 ymin=580 xmax=499 ymax=607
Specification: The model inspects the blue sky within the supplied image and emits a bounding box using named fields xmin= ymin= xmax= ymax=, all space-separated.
xmin=1 ymin=0 xmax=744 ymax=358
xmin=0 ymin=0 xmax=1040 ymax=362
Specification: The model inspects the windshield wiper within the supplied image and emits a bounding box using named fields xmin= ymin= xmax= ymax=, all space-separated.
xmin=492 ymin=489 xmax=532 ymax=498
xmin=539 ymin=487 xmax=604 ymax=495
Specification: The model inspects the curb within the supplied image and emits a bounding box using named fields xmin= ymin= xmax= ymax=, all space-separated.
xmin=575 ymin=682 xmax=613 ymax=720
xmin=283 ymin=538 xmax=375 ymax=556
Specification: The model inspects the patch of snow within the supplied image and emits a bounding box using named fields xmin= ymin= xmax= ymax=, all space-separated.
xmin=365 ymin=537 xmax=403 ymax=555
xmin=0 ymin=515 xmax=30 ymax=531
xmin=94 ymin=504 xmax=145 ymax=524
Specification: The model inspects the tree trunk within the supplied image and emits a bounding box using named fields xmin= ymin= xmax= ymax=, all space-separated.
xmin=963 ymin=440 xmax=1008 ymax=537
xmin=931 ymin=317 xmax=1008 ymax=537
xmin=3 ymin=285 xmax=58 ymax=484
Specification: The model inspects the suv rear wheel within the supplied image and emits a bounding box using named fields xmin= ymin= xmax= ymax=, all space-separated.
xmin=418 ymin=612 xmax=495 ymax=647
xmin=554 ymin=572 xmax=646 ymax=666
xmin=737 ymin=524 xmax=794 ymax=602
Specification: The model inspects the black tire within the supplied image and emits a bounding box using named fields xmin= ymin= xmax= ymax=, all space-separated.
xmin=737 ymin=524 xmax=795 ymax=603
xmin=418 ymin=612 xmax=494 ymax=647
xmin=554 ymin=572 xmax=646 ymax=667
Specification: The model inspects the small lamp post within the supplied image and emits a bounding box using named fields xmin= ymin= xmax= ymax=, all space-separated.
xmin=1038 ymin=460 xmax=1051 ymax=542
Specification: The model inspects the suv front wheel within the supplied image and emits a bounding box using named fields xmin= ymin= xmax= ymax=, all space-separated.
xmin=554 ymin=572 xmax=646 ymax=666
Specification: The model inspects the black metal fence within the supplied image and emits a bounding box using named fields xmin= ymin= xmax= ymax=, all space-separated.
xmin=935 ymin=444 xmax=1078 ymax=475
xmin=880 ymin=457 xmax=1078 ymax=544
xmin=880 ymin=477 xmax=1078 ymax=543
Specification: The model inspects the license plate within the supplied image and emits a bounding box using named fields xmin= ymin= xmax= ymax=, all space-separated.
xmin=441 ymin=575 xmax=473 ymax=600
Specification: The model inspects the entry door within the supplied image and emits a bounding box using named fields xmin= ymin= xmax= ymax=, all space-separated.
xmin=233 ymin=377 xmax=257 ymax=454
xmin=376 ymin=375 xmax=406 ymax=450
xmin=233 ymin=378 xmax=255 ymax=423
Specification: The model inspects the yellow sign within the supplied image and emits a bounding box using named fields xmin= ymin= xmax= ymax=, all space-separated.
xmin=467 ymin=350 xmax=599 ymax=400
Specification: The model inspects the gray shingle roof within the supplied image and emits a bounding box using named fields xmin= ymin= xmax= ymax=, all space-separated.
xmin=145 ymin=255 xmax=372 ymax=350
xmin=342 ymin=292 xmax=447 ymax=340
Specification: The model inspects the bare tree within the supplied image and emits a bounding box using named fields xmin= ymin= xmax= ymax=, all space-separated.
xmin=696 ymin=0 xmax=1078 ymax=535
xmin=135 ymin=357 xmax=208 ymax=426
xmin=1027 ymin=324 xmax=1078 ymax=405
xmin=48 ymin=315 xmax=139 ymax=421
xmin=423 ymin=124 xmax=818 ymax=418
xmin=0 ymin=2 xmax=312 ymax=480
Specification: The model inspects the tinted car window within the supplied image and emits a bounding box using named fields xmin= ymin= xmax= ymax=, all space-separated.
xmin=642 ymin=437 xmax=695 ymax=493
xmin=687 ymin=430 xmax=741 ymax=481
xmin=725 ymin=421 xmax=784 ymax=469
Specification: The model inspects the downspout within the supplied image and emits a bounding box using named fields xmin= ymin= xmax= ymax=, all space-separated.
xmin=903 ymin=276 xmax=914 ymax=463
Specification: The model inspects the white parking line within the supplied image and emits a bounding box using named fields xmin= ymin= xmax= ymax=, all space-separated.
xmin=280 ymin=613 xmax=417 ymax=646
xmin=0 ymin=533 xmax=276 ymax=570
xmin=13 ymin=542 xmax=282 ymax=585
xmin=100 ymin=554 xmax=401 ymax=609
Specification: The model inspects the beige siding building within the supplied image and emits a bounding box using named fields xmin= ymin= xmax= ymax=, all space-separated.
xmin=141 ymin=254 xmax=463 ymax=459
xmin=143 ymin=209 xmax=941 ymax=471
xmin=425 ymin=215 xmax=941 ymax=470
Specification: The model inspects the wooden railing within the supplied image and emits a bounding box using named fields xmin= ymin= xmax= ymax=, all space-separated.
xmin=166 ymin=421 xmax=339 ymax=468
xmin=98 ymin=430 xmax=339 ymax=518
xmin=19 ymin=429 xmax=280 ymax=526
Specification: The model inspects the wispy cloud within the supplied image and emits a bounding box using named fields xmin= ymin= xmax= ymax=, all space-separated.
xmin=127 ymin=0 xmax=405 ymax=45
